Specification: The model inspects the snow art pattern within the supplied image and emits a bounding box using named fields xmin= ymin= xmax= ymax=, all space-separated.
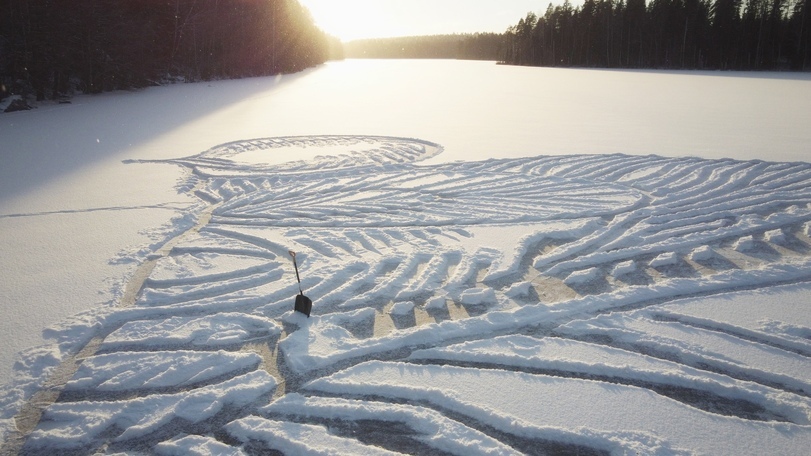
xmin=7 ymin=136 xmax=811 ymax=455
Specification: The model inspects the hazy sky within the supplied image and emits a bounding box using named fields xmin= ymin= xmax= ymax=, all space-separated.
xmin=299 ymin=0 xmax=566 ymax=42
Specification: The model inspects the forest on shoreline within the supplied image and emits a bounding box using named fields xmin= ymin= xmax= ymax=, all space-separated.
xmin=0 ymin=0 xmax=338 ymax=102
xmin=338 ymin=0 xmax=810 ymax=71
xmin=503 ymin=0 xmax=811 ymax=70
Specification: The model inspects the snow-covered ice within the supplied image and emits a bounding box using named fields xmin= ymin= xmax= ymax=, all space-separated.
xmin=2 ymin=60 xmax=811 ymax=454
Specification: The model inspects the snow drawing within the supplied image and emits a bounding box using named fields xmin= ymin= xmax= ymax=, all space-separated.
xmin=4 ymin=135 xmax=811 ymax=455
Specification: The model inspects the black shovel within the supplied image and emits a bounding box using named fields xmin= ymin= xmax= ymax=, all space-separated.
xmin=288 ymin=250 xmax=312 ymax=317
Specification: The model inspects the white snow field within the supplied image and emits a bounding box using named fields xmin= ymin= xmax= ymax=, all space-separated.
xmin=1 ymin=60 xmax=811 ymax=454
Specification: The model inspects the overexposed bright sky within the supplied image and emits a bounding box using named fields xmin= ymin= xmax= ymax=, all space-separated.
xmin=299 ymin=0 xmax=564 ymax=42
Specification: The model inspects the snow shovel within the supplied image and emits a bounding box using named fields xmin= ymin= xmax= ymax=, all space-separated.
xmin=288 ymin=250 xmax=312 ymax=317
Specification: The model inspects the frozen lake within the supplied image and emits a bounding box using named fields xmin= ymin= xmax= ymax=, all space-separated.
xmin=1 ymin=59 xmax=811 ymax=454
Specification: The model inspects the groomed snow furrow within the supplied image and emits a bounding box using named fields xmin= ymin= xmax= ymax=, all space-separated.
xmin=227 ymin=416 xmax=404 ymax=455
xmin=62 ymin=350 xmax=263 ymax=401
xmin=409 ymin=336 xmax=811 ymax=424
xmin=288 ymin=262 xmax=378 ymax=313
xmin=395 ymin=252 xmax=457 ymax=301
xmin=305 ymin=361 xmax=811 ymax=456
xmin=559 ymin=313 xmax=811 ymax=396
xmin=138 ymin=266 xmax=284 ymax=306
xmin=597 ymin=155 xmax=669 ymax=179
xmin=168 ymin=245 xmax=276 ymax=260
xmin=23 ymin=371 xmax=276 ymax=451
xmin=536 ymin=214 xmax=640 ymax=274
xmin=626 ymin=159 xmax=702 ymax=194
xmin=100 ymin=313 xmax=282 ymax=352
xmin=650 ymin=311 xmax=811 ymax=358
xmin=658 ymin=161 xmax=763 ymax=210
xmin=634 ymin=157 xmax=702 ymax=193
xmin=759 ymin=166 xmax=811 ymax=190
xmin=13 ymin=137 xmax=811 ymax=455
xmin=257 ymin=394 xmax=522 ymax=455
xmin=340 ymin=253 xmax=431 ymax=309
xmin=144 ymin=261 xmax=280 ymax=289
xmin=198 ymin=226 xmax=288 ymax=258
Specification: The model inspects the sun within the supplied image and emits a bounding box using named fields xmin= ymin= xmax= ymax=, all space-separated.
xmin=299 ymin=0 xmax=409 ymax=42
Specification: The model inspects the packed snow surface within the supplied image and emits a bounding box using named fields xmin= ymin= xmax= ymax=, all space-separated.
xmin=1 ymin=60 xmax=811 ymax=454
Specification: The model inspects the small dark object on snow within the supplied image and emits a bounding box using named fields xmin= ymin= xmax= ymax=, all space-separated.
xmin=289 ymin=250 xmax=312 ymax=317
xmin=4 ymin=98 xmax=32 ymax=112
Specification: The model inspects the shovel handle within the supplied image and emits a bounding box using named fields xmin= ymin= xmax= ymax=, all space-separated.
xmin=289 ymin=250 xmax=303 ymax=294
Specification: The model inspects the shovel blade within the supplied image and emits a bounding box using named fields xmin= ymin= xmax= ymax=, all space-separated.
xmin=294 ymin=294 xmax=312 ymax=317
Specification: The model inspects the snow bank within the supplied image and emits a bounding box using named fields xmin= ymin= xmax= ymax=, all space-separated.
xmin=25 ymin=371 xmax=275 ymax=449
xmin=155 ymin=434 xmax=246 ymax=456
xmin=559 ymin=310 xmax=811 ymax=395
xmin=66 ymin=350 xmax=262 ymax=392
xmin=102 ymin=313 xmax=281 ymax=350
xmin=261 ymin=393 xmax=520 ymax=455
xmin=305 ymin=361 xmax=709 ymax=455
xmin=410 ymin=335 xmax=811 ymax=425
xmin=227 ymin=416 xmax=401 ymax=455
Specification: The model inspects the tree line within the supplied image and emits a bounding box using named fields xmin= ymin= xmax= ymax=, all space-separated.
xmin=0 ymin=0 xmax=339 ymax=102
xmin=503 ymin=0 xmax=811 ymax=70
xmin=343 ymin=34 xmax=506 ymax=60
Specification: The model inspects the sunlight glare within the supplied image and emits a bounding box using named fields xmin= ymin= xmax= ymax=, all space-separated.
xmin=300 ymin=0 xmax=408 ymax=42
xmin=299 ymin=0 xmax=559 ymax=42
